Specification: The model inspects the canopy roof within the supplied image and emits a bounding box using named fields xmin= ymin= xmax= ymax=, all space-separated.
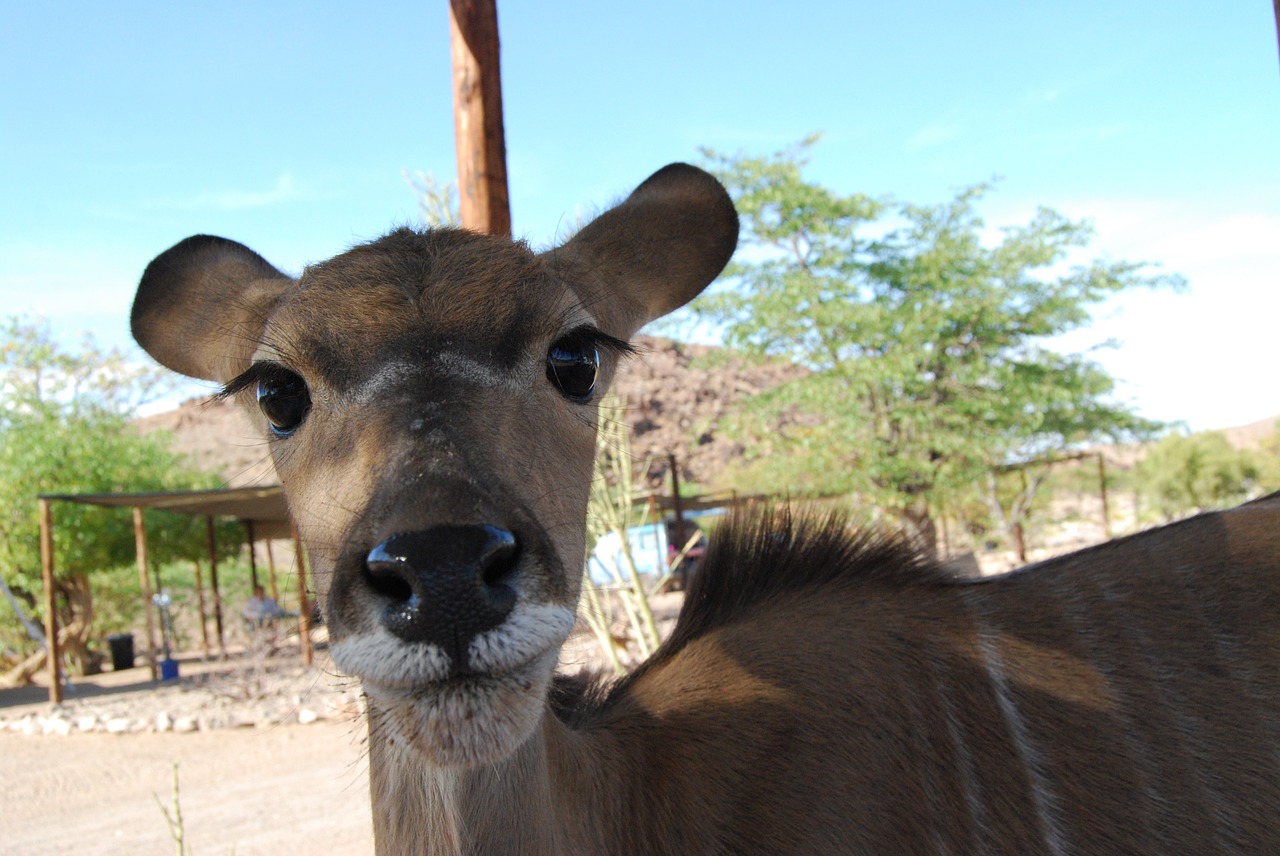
xmin=39 ymin=486 xmax=290 ymax=531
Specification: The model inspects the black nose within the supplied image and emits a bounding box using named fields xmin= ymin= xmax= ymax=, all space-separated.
xmin=365 ymin=525 xmax=519 ymax=671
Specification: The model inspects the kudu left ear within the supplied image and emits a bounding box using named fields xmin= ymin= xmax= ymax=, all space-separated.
xmin=131 ymin=235 xmax=295 ymax=383
xmin=545 ymin=163 xmax=739 ymax=339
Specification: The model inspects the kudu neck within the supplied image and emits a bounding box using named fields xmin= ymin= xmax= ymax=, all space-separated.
xmin=369 ymin=705 xmax=619 ymax=855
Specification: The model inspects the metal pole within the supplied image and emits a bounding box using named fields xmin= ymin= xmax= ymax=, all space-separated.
xmin=246 ymin=520 xmax=259 ymax=590
xmin=265 ymin=537 xmax=279 ymax=602
xmin=449 ymin=0 xmax=511 ymax=236
xmin=38 ymin=498 xmax=62 ymax=705
xmin=291 ymin=523 xmax=314 ymax=667
xmin=207 ymin=516 xmax=226 ymax=658
xmin=133 ymin=507 xmax=160 ymax=681
xmin=192 ymin=558 xmax=210 ymax=658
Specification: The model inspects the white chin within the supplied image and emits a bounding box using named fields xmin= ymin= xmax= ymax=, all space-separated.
xmin=364 ymin=652 xmax=557 ymax=768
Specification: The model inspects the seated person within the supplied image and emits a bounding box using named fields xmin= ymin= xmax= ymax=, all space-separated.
xmin=242 ymin=584 xmax=284 ymax=624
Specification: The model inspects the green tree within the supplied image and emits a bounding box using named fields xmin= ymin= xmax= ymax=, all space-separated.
xmin=0 ymin=317 xmax=223 ymax=679
xmin=1136 ymin=431 xmax=1269 ymax=522
xmin=684 ymin=139 xmax=1180 ymax=554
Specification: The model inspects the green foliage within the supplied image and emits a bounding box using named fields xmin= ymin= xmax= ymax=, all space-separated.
xmin=0 ymin=317 xmax=227 ymax=662
xmin=1136 ymin=431 xmax=1271 ymax=522
xmin=403 ymin=170 xmax=460 ymax=228
xmin=685 ymin=138 xmax=1181 ymax=546
xmin=582 ymin=395 xmax=661 ymax=673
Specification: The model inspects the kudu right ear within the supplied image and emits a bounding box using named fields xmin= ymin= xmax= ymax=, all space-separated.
xmin=131 ymin=235 xmax=294 ymax=383
xmin=546 ymin=163 xmax=739 ymax=340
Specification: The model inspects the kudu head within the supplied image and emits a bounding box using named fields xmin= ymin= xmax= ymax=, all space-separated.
xmin=131 ymin=164 xmax=738 ymax=766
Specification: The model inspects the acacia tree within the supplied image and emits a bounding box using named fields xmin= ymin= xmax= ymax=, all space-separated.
xmin=1136 ymin=431 xmax=1271 ymax=523
xmin=0 ymin=318 xmax=222 ymax=678
xmin=685 ymin=139 xmax=1178 ymax=555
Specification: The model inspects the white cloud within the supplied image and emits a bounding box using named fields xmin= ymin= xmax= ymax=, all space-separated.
xmin=1034 ymin=198 xmax=1280 ymax=430
xmin=147 ymin=173 xmax=303 ymax=212
xmin=908 ymin=120 xmax=962 ymax=151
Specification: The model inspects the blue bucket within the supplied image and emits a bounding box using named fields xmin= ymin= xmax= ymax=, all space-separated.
xmin=160 ymin=658 xmax=180 ymax=681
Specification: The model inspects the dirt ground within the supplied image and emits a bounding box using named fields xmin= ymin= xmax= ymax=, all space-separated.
xmin=0 ymin=597 xmax=685 ymax=856
xmin=0 ymin=644 xmax=377 ymax=856
xmin=0 ymin=720 xmax=374 ymax=855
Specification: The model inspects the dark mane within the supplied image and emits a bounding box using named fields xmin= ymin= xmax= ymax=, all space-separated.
xmin=663 ymin=505 xmax=944 ymax=655
xmin=558 ymin=505 xmax=945 ymax=725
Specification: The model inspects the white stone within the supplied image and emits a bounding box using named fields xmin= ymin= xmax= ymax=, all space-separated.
xmin=105 ymin=718 xmax=131 ymax=734
xmin=173 ymin=716 xmax=198 ymax=733
xmin=297 ymin=708 xmax=319 ymax=725
xmin=155 ymin=711 xmax=173 ymax=732
xmin=77 ymin=715 xmax=98 ymax=732
xmin=41 ymin=715 xmax=72 ymax=736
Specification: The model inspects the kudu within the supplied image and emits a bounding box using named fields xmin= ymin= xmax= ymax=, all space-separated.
xmin=132 ymin=163 xmax=1280 ymax=854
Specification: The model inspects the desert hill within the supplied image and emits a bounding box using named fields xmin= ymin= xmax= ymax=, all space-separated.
xmin=135 ymin=337 xmax=1276 ymax=498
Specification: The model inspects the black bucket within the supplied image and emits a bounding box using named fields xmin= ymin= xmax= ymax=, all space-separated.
xmin=107 ymin=633 xmax=135 ymax=671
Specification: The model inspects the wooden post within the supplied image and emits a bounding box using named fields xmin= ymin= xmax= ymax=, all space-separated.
xmin=1274 ymin=0 xmax=1280 ymax=73
xmin=668 ymin=453 xmax=688 ymax=561
xmin=133 ymin=507 xmax=160 ymax=681
xmin=450 ymin=0 xmax=511 ymax=236
xmin=265 ymin=537 xmax=279 ymax=602
xmin=1014 ymin=469 xmax=1029 ymax=563
xmin=246 ymin=520 xmax=259 ymax=590
xmin=291 ymin=523 xmax=314 ymax=666
xmin=38 ymin=498 xmax=62 ymax=705
xmin=206 ymin=517 xmax=226 ymax=658
xmin=1097 ymin=452 xmax=1112 ymax=540
xmin=192 ymin=559 xmax=210 ymax=659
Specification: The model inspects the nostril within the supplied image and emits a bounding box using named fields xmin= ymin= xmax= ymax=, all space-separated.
xmin=365 ymin=544 xmax=415 ymax=603
xmin=479 ymin=534 xmax=519 ymax=588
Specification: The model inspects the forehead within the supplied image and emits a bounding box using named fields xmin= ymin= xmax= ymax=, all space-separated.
xmin=266 ymin=228 xmax=577 ymax=382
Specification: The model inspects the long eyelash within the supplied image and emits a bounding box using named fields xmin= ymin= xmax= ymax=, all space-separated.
xmin=217 ymin=361 xmax=292 ymax=400
xmin=562 ymin=325 xmax=638 ymax=360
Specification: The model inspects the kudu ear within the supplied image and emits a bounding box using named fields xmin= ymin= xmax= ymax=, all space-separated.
xmin=547 ymin=163 xmax=738 ymax=339
xmin=131 ymin=235 xmax=294 ymax=383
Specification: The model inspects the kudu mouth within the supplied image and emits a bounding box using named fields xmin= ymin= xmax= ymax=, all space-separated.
xmin=325 ymin=512 xmax=577 ymax=693
xmin=363 ymin=525 xmax=520 ymax=677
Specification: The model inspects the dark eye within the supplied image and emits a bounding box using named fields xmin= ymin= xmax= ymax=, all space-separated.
xmin=546 ymin=335 xmax=599 ymax=402
xmin=257 ymin=367 xmax=311 ymax=437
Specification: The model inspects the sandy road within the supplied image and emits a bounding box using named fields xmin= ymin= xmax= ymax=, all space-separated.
xmin=0 ymin=721 xmax=374 ymax=855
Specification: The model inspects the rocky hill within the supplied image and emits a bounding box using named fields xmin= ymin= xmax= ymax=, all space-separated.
xmin=134 ymin=336 xmax=1276 ymax=499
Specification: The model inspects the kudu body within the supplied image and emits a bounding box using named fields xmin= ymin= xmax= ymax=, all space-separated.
xmin=132 ymin=164 xmax=1280 ymax=854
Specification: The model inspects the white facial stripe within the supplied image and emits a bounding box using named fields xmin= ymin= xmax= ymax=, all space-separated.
xmin=350 ymin=353 xmax=528 ymax=406
xmin=432 ymin=351 xmax=528 ymax=393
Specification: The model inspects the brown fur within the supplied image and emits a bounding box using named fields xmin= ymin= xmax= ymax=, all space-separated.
xmin=131 ymin=164 xmax=1280 ymax=854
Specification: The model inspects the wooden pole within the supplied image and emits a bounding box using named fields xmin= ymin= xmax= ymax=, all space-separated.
xmin=291 ymin=523 xmax=314 ymax=666
xmin=450 ymin=0 xmax=511 ymax=236
xmin=206 ymin=517 xmax=226 ymax=658
xmin=133 ymin=507 xmax=160 ymax=681
xmin=265 ymin=537 xmax=279 ymax=602
xmin=1274 ymin=0 xmax=1280 ymax=74
xmin=38 ymin=498 xmax=62 ymax=705
xmin=1097 ymin=453 xmax=1112 ymax=540
xmin=192 ymin=558 xmax=210 ymax=659
xmin=668 ymin=453 xmax=688 ymax=559
xmin=246 ymin=520 xmax=259 ymax=590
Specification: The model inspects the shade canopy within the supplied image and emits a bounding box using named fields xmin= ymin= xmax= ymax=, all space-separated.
xmin=39 ymin=486 xmax=291 ymax=539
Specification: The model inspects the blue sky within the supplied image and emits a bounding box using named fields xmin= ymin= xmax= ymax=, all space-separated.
xmin=2 ymin=1 xmax=1277 ymax=430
